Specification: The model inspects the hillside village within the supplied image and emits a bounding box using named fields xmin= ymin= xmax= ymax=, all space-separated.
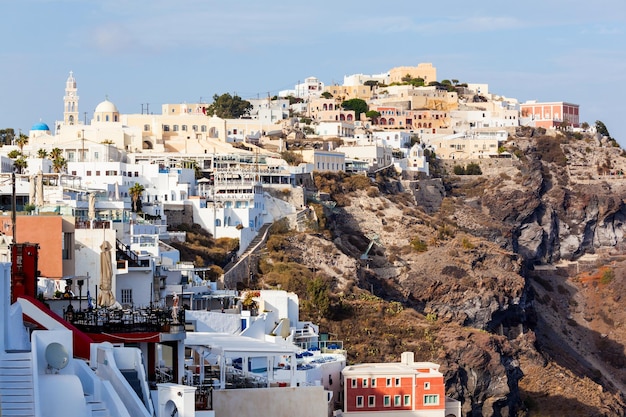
xmin=0 ymin=62 xmax=623 ymax=417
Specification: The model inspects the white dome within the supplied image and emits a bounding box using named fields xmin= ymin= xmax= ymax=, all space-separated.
xmin=95 ymin=99 xmax=119 ymax=113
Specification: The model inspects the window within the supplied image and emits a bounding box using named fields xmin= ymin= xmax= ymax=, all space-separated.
xmin=96 ymin=171 xmax=100 ymax=176
xmin=62 ymin=233 xmax=72 ymax=260
xmin=371 ymin=378 xmax=376 ymax=387
xmin=403 ymin=395 xmax=410 ymax=406
xmin=192 ymin=125 xmax=198 ymax=131
xmin=86 ymin=171 xmax=91 ymax=176
xmin=71 ymin=171 xmax=77 ymax=175
xmin=144 ymin=124 xmax=150 ymax=131
xmin=386 ymin=378 xmax=392 ymax=387
xmin=424 ymin=395 xmax=439 ymax=405
xmin=424 ymin=382 xmax=430 ymax=390
xmin=394 ymin=395 xmax=401 ymax=407
xmin=351 ymin=378 xmax=357 ymax=388
xmin=362 ymin=378 xmax=368 ymax=388
xmin=356 ymin=396 xmax=363 ymax=408
xmin=383 ymin=395 xmax=390 ymax=407
xmin=182 ymin=125 xmax=187 ymax=131
xmin=163 ymin=125 xmax=170 ymax=131
xmin=121 ymin=289 xmax=133 ymax=305
xmin=395 ymin=378 xmax=401 ymax=386
xmin=201 ymin=125 xmax=207 ymax=132
xmin=368 ymin=396 xmax=375 ymax=407
xmin=173 ymin=125 xmax=179 ymax=132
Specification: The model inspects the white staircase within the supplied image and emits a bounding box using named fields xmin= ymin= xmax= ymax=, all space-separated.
xmin=0 ymin=351 xmax=35 ymax=417
xmin=85 ymin=394 xmax=112 ymax=417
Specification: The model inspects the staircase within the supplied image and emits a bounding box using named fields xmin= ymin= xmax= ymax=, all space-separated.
xmin=223 ymin=223 xmax=272 ymax=273
xmin=121 ymin=369 xmax=144 ymax=402
xmin=85 ymin=394 xmax=113 ymax=417
xmin=0 ymin=352 xmax=35 ymax=417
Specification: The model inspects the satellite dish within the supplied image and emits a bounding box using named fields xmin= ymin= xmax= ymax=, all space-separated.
xmin=45 ymin=342 xmax=69 ymax=372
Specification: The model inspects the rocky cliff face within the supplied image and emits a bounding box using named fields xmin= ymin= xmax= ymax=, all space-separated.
xmin=251 ymin=130 xmax=626 ymax=416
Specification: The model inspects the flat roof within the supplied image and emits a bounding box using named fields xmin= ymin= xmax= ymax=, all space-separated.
xmin=185 ymin=332 xmax=301 ymax=357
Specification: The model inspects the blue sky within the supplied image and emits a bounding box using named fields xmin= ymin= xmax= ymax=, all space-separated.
xmin=1 ymin=0 xmax=625 ymax=144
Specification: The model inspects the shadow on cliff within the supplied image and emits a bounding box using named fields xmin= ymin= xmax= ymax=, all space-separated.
xmin=529 ymin=271 xmax=626 ymax=395
xmin=519 ymin=389 xmax=624 ymax=416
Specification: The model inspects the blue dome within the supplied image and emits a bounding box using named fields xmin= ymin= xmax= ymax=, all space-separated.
xmin=31 ymin=122 xmax=50 ymax=131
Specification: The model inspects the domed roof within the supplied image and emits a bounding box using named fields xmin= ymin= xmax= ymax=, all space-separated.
xmin=95 ymin=99 xmax=119 ymax=113
xmin=31 ymin=122 xmax=50 ymax=131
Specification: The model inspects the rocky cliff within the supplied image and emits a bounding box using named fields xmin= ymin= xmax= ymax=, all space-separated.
xmin=230 ymin=129 xmax=626 ymax=416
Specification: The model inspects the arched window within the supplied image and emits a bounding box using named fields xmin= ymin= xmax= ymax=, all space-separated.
xmin=105 ymin=115 xmax=110 ymax=122
xmin=192 ymin=125 xmax=198 ymax=131
xmin=173 ymin=125 xmax=179 ymax=132
xmin=163 ymin=125 xmax=170 ymax=131
xmin=144 ymin=124 xmax=150 ymax=131
xmin=215 ymin=219 xmax=222 ymax=227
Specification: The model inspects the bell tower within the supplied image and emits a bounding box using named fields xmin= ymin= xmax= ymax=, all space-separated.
xmin=63 ymin=71 xmax=79 ymax=125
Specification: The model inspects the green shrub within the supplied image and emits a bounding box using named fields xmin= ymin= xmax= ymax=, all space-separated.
xmin=410 ymin=238 xmax=428 ymax=252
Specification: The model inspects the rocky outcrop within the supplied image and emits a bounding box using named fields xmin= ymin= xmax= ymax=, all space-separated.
xmin=440 ymin=328 xmax=524 ymax=417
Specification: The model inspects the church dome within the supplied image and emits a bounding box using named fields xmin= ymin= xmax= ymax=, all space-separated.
xmin=95 ymin=99 xmax=119 ymax=113
xmin=31 ymin=122 xmax=50 ymax=131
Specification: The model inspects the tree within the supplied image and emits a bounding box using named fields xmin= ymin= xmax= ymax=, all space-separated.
xmin=15 ymin=133 xmax=28 ymax=151
xmin=321 ymin=91 xmax=333 ymax=99
xmin=0 ymin=128 xmax=15 ymax=146
xmin=129 ymin=183 xmax=145 ymax=213
xmin=51 ymin=156 xmax=67 ymax=173
xmin=206 ymin=93 xmax=252 ymax=118
xmin=37 ymin=148 xmax=48 ymax=158
xmin=465 ymin=162 xmax=482 ymax=175
xmin=365 ymin=110 xmax=381 ymax=121
xmin=341 ymin=98 xmax=368 ymax=120
xmin=363 ymin=80 xmax=379 ymax=89
xmin=13 ymin=156 xmax=27 ymax=174
xmin=595 ymin=120 xmax=612 ymax=139
xmin=7 ymin=150 xmax=21 ymax=159
xmin=49 ymin=147 xmax=62 ymax=160
xmin=581 ymin=122 xmax=590 ymax=131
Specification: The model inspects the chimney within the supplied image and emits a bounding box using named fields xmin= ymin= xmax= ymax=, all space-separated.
xmin=401 ymin=351 xmax=414 ymax=365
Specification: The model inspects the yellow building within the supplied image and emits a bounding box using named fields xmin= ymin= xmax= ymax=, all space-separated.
xmin=389 ymin=63 xmax=437 ymax=84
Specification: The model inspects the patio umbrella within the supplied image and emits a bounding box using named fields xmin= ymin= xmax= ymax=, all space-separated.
xmin=29 ymin=175 xmax=35 ymax=205
xmin=97 ymin=241 xmax=116 ymax=307
xmin=88 ymin=193 xmax=96 ymax=221
xmin=35 ymin=170 xmax=44 ymax=206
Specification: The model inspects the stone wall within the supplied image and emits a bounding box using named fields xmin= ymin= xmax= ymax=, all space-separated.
xmin=164 ymin=202 xmax=194 ymax=228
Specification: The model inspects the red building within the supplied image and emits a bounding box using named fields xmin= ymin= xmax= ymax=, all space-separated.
xmin=342 ymin=352 xmax=460 ymax=417
xmin=520 ymin=101 xmax=580 ymax=129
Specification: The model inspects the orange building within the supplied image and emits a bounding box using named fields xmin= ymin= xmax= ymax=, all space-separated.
xmin=520 ymin=101 xmax=580 ymax=129
xmin=342 ymin=352 xmax=460 ymax=416
xmin=0 ymin=215 xmax=75 ymax=278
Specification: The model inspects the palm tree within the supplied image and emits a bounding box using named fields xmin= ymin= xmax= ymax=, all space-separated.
xmin=52 ymin=156 xmax=67 ymax=173
xmin=37 ymin=148 xmax=48 ymax=158
xmin=49 ymin=147 xmax=62 ymax=160
xmin=129 ymin=182 xmax=145 ymax=212
xmin=15 ymin=134 xmax=28 ymax=152
xmin=13 ymin=157 xmax=27 ymax=174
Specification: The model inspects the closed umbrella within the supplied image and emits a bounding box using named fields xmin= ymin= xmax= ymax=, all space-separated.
xmin=97 ymin=241 xmax=116 ymax=307
xmin=29 ymin=175 xmax=36 ymax=205
xmin=88 ymin=193 xmax=96 ymax=221
xmin=35 ymin=170 xmax=44 ymax=206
